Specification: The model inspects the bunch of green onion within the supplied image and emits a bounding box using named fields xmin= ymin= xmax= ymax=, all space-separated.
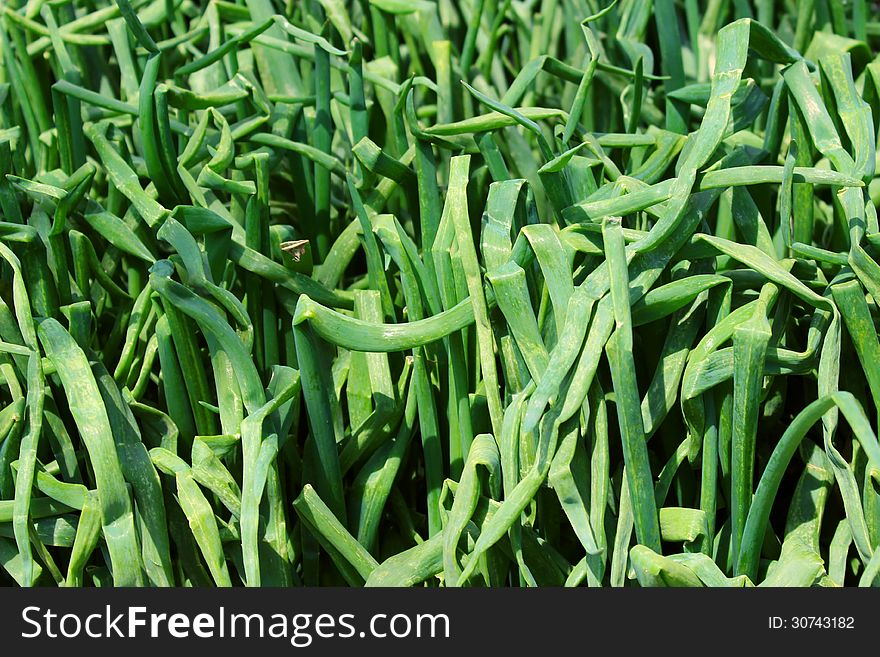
xmin=0 ymin=0 xmax=879 ymax=588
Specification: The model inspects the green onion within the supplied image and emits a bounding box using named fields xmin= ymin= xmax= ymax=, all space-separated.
xmin=1 ymin=0 xmax=880 ymax=589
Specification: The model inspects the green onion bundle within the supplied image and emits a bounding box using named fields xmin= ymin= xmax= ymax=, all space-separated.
xmin=1 ymin=0 xmax=880 ymax=587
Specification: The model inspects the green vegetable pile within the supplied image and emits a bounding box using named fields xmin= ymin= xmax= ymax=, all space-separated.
xmin=2 ymin=0 xmax=880 ymax=588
